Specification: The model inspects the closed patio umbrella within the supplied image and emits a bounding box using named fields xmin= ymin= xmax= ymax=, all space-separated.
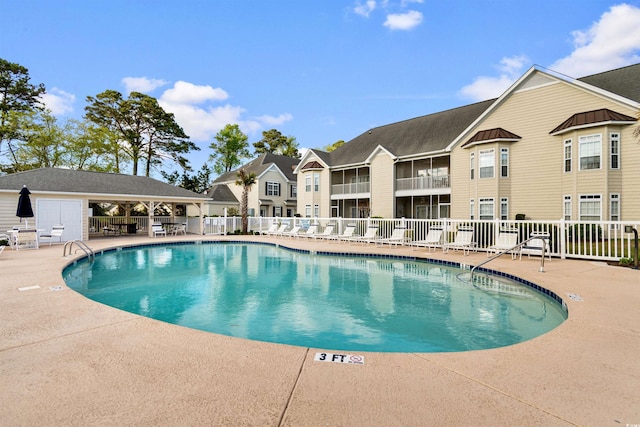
xmin=16 ymin=185 xmax=34 ymax=228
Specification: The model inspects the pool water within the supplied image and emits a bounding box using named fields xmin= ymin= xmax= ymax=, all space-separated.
xmin=63 ymin=242 xmax=567 ymax=352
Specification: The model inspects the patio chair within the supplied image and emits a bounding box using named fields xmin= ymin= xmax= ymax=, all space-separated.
xmin=263 ymin=223 xmax=279 ymax=235
xmin=282 ymin=225 xmax=302 ymax=238
xmin=15 ymin=229 xmax=39 ymax=250
xmin=298 ymin=224 xmax=318 ymax=238
xmin=152 ymin=223 xmax=167 ymax=238
xmin=410 ymin=227 xmax=443 ymax=252
xmin=39 ymin=225 xmax=65 ymax=245
xmin=486 ymin=228 xmax=519 ymax=259
xmin=310 ymin=224 xmax=336 ymax=240
xmin=267 ymin=224 xmax=288 ymax=236
xmin=325 ymin=224 xmax=356 ymax=242
xmin=375 ymin=227 xmax=407 ymax=247
xmin=172 ymin=223 xmax=187 ymax=235
xmin=346 ymin=225 xmax=379 ymax=245
xmin=443 ymin=227 xmax=475 ymax=256
xmin=520 ymin=233 xmax=551 ymax=260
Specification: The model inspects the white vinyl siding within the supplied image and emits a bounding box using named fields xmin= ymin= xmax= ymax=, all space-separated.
xmin=579 ymin=134 xmax=601 ymax=170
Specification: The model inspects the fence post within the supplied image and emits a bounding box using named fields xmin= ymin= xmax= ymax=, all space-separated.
xmin=559 ymin=217 xmax=566 ymax=259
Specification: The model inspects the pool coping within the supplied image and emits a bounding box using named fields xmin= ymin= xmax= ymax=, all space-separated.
xmin=1 ymin=234 xmax=639 ymax=426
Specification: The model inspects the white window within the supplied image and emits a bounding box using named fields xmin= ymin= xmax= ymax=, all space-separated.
xmin=479 ymin=198 xmax=494 ymax=220
xmin=610 ymin=133 xmax=620 ymax=169
xmin=470 ymin=152 xmax=475 ymax=180
xmin=500 ymin=148 xmax=509 ymax=178
xmin=563 ymin=195 xmax=572 ymax=221
xmin=314 ymin=204 xmax=319 ymax=217
xmin=470 ymin=199 xmax=474 ymax=220
xmin=265 ymin=181 xmax=280 ymax=196
xmin=273 ymin=206 xmax=282 ymax=217
xmin=479 ymin=149 xmax=494 ymax=178
xmin=500 ymin=197 xmax=508 ymax=220
xmin=579 ymin=134 xmax=601 ymax=170
xmin=610 ymin=194 xmax=620 ymax=222
xmin=305 ymin=204 xmax=311 ymax=218
xmin=291 ymin=185 xmax=297 ymax=198
xmin=579 ymin=195 xmax=601 ymax=221
xmin=313 ymin=173 xmax=320 ymax=192
xmin=305 ymin=175 xmax=311 ymax=192
xmin=564 ymin=139 xmax=572 ymax=173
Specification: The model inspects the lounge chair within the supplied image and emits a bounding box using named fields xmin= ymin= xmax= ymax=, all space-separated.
xmin=326 ymin=224 xmax=356 ymax=242
xmin=0 ymin=245 xmax=4 ymax=256
xmin=267 ymin=224 xmax=288 ymax=236
xmin=263 ymin=223 xmax=279 ymax=235
xmin=346 ymin=225 xmax=379 ymax=245
xmin=298 ymin=224 xmax=318 ymax=238
xmin=310 ymin=224 xmax=336 ymax=240
xmin=410 ymin=227 xmax=443 ymax=252
xmin=520 ymin=233 xmax=551 ymax=259
xmin=172 ymin=223 xmax=187 ymax=235
xmin=282 ymin=225 xmax=302 ymax=238
xmin=39 ymin=225 xmax=65 ymax=245
xmin=375 ymin=227 xmax=407 ymax=247
xmin=486 ymin=228 xmax=519 ymax=259
xmin=443 ymin=227 xmax=475 ymax=256
xmin=15 ymin=229 xmax=39 ymax=250
xmin=152 ymin=223 xmax=166 ymax=238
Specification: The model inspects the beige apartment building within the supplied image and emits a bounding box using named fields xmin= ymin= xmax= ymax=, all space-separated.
xmin=295 ymin=63 xmax=639 ymax=222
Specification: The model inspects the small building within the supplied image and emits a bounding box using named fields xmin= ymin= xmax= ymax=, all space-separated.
xmin=0 ymin=168 xmax=209 ymax=240
xmin=200 ymin=153 xmax=300 ymax=218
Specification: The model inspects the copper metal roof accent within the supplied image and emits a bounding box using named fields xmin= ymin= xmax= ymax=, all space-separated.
xmin=461 ymin=128 xmax=521 ymax=147
xmin=550 ymin=108 xmax=637 ymax=135
xmin=301 ymin=161 xmax=324 ymax=170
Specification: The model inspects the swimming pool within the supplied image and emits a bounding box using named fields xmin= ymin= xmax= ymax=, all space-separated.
xmin=63 ymin=242 xmax=567 ymax=352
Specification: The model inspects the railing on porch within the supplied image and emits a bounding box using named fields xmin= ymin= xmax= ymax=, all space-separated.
xmin=330 ymin=182 xmax=371 ymax=195
xmin=396 ymin=175 xmax=450 ymax=191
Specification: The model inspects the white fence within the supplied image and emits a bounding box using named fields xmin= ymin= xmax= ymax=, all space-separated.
xmin=89 ymin=215 xmax=639 ymax=262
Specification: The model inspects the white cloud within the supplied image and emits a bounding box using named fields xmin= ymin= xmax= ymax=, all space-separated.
xmin=40 ymin=87 xmax=75 ymax=115
xmin=354 ymin=0 xmax=376 ymax=17
xmin=122 ymin=77 xmax=168 ymax=94
xmin=459 ymin=55 xmax=529 ymax=101
xmin=549 ymin=3 xmax=640 ymax=77
xmin=156 ymin=80 xmax=291 ymax=143
xmin=400 ymin=0 xmax=423 ymax=6
xmin=383 ymin=10 xmax=423 ymax=31
xmin=161 ymin=81 xmax=228 ymax=104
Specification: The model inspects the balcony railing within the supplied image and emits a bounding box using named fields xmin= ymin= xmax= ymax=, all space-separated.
xmin=396 ymin=175 xmax=450 ymax=191
xmin=331 ymin=182 xmax=371 ymax=195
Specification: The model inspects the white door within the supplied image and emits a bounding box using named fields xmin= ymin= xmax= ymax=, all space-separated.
xmin=36 ymin=199 xmax=83 ymax=241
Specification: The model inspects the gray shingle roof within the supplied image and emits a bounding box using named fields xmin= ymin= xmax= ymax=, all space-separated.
xmin=578 ymin=63 xmax=640 ymax=103
xmin=205 ymin=184 xmax=239 ymax=203
xmin=0 ymin=168 xmax=209 ymax=199
xmin=213 ymin=153 xmax=300 ymax=183
xmin=326 ymin=100 xmax=495 ymax=166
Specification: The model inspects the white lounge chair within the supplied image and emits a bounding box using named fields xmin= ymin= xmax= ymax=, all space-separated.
xmin=443 ymin=227 xmax=474 ymax=256
xmin=310 ymin=224 xmax=336 ymax=240
xmin=376 ymin=227 xmax=407 ymax=247
xmin=298 ymin=224 xmax=318 ymax=238
xmin=326 ymin=224 xmax=356 ymax=242
xmin=152 ymin=223 xmax=167 ymax=238
xmin=487 ymin=228 xmax=519 ymax=259
xmin=39 ymin=225 xmax=65 ymax=245
xmin=346 ymin=225 xmax=379 ymax=245
xmin=411 ymin=227 xmax=443 ymax=252
xmin=15 ymin=229 xmax=39 ymax=250
xmin=520 ymin=233 xmax=551 ymax=259
xmin=263 ymin=223 xmax=279 ymax=235
xmin=267 ymin=224 xmax=288 ymax=236
xmin=282 ymin=225 xmax=302 ymax=238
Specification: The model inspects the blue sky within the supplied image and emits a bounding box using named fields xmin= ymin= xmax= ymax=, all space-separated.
xmin=2 ymin=0 xmax=640 ymax=175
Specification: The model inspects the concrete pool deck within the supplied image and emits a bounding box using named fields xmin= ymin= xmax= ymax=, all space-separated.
xmin=0 ymin=234 xmax=638 ymax=426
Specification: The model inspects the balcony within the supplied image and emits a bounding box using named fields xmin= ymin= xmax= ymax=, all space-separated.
xmin=331 ymin=182 xmax=371 ymax=196
xmin=396 ymin=175 xmax=450 ymax=194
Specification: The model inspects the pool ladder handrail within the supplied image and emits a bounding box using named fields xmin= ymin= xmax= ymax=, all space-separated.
xmin=470 ymin=235 xmax=548 ymax=278
xmin=63 ymin=240 xmax=95 ymax=260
